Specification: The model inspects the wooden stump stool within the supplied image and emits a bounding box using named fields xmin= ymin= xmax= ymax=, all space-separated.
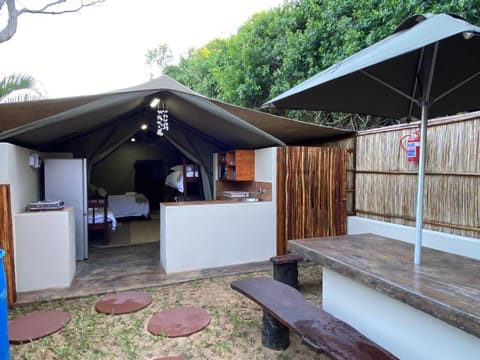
xmin=270 ymin=253 xmax=304 ymax=289
xmin=261 ymin=253 xmax=304 ymax=350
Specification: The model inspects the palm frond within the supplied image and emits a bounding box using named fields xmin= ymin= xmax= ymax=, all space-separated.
xmin=0 ymin=89 xmax=45 ymax=103
xmin=0 ymin=73 xmax=47 ymax=103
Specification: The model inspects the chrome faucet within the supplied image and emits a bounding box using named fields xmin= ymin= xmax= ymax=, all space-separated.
xmin=257 ymin=187 xmax=267 ymax=200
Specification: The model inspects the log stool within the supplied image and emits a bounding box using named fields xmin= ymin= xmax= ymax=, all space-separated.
xmin=270 ymin=253 xmax=304 ymax=289
xmin=261 ymin=253 xmax=304 ymax=350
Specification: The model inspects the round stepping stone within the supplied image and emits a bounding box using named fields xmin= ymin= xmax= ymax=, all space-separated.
xmin=148 ymin=306 xmax=210 ymax=337
xmin=95 ymin=290 xmax=152 ymax=315
xmin=9 ymin=310 xmax=71 ymax=344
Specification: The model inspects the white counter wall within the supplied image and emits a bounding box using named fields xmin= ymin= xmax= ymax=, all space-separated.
xmin=324 ymin=268 xmax=480 ymax=360
xmin=15 ymin=207 xmax=76 ymax=292
xmin=161 ymin=147 xmax=277 ymax=273
xmin=347 ymin=216 xmax=480 ymax=260
xmin=0 ymin=143 xmax=43 ymax=289
xmin=1 ymin=143 xmax=77 ymax=293
xmin=161 ymin=201 xmax=275 ymax=273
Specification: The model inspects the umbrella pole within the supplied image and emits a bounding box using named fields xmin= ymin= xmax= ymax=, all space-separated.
xmin=414 ymin=103 xmax=428 ymax=265
xmin=414 ymin=42 xmax=438 ymax=265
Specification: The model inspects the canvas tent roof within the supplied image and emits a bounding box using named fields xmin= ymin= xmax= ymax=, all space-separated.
xmin=0 ymin=75 xmax=351 ymax=149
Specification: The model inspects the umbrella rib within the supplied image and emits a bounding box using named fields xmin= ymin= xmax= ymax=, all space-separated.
xmin=408 ymin=47 xmax=426 ymax=118
xmin=432 ymin=71 xmax=480 ymax=105
xmin=360 ymin=70 xmax=420 ymax=106
xmin=423 ymin=42 xmax=439 ymax=103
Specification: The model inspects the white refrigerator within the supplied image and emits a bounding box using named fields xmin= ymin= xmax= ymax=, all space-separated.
xmin=44 ymin=158 xmax=88 ymax=260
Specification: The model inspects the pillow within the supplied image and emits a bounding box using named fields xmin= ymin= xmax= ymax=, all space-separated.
xmin=97 ymin=187 xmax=108 ymax=197
xmin=170 ymin=165 xmax=183 ymax=172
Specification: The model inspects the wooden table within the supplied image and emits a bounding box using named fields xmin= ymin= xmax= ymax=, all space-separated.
xmin=289 ymin=233 xmax=480 ymax=359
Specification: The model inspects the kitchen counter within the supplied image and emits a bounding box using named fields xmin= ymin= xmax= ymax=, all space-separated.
xmin=161 ymin=199 xmax=270 ymax=206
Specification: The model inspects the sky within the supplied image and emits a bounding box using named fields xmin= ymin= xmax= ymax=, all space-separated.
xmin=0 ymin=0 xmax=284 ymax=98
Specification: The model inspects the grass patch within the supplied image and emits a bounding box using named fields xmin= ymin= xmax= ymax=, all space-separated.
xmin=9 ymin=265 xmax=327 ymax=359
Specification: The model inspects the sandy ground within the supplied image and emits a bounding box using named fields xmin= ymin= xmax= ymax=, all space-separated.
xmin=9 ymin=264 xmax=329 ymax=360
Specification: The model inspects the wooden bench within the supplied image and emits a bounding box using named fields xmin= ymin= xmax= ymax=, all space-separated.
xmin=231 ymin=277 xmax=398 ymax=360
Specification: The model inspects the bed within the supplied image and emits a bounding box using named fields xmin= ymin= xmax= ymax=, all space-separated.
xmin=108 ymin=192 xmax=150 ymax=218
xmin=88 ymin=197 xmax=117 ymax=244
xmin=88 ymin=208 xmax=117 ymax=230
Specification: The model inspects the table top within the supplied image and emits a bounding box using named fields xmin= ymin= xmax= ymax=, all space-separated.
xmin=289 ymin=233 xmax=480 ymax=339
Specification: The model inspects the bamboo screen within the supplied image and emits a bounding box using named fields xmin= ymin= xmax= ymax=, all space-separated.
xmin=277 ymin=146 xmax=347 ymax=253
xmin=352 ymin=113 xmax=480 ymax=238
xmin=320 ymin=137 xmax=356 ymax=215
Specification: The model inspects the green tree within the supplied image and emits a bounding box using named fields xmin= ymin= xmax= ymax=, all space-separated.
xmin=0 ymin=73 xmax=46 ymax=103
xmin=157 ymin=0 xmax=480 ymax=129
xmin=145 ymin=44 xmax=174 ymax=79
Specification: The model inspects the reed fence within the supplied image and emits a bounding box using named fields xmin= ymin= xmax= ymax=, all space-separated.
xmin=325 ymin=111 xmax=480 ymax=238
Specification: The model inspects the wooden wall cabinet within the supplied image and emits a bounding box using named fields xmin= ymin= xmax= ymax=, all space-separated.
xmin=218 ymin=150 xmax=255 ymax=181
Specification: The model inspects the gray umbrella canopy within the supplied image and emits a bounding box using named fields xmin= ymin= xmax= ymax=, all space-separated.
xmin=264 ymin=13 xmax=480 ymax=264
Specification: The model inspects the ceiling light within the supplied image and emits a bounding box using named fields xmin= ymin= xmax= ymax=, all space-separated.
xmin=140 ymin=123 xmax=148 ymax=130
xmin=130 ymin=137 xmax=136 ymax=142
xmin=149 ymin=98 xmax=160 ymax=108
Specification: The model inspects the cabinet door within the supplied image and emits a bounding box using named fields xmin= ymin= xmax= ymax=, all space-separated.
xmin=217 ymin=150 xmax=255 ymax=181
xmin=233 ymin=150 xmax=254 ymax=180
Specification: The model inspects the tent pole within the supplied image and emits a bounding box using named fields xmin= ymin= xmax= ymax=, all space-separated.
xmin=414 ymin=103 xmax=428 ymax=265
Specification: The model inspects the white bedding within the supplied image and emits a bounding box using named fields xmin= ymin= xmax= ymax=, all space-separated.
xmin=88 ymin=209 xmax=117 ymax=230
xmin=165 ymin=171 xmax=184 ymax=193
xmin=108 ymin=192 xmax=150 ymax=218
xmin=165 ymin=164 xmax=199 ymax=193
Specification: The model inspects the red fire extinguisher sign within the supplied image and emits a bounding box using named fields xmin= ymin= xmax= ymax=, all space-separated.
xmin=400 ymin=130 xmax=420 ymax=162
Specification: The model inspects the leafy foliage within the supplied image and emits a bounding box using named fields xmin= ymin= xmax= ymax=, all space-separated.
xmin=158 ymin=0 xmax=480 ymax=129
xmin=0 ymin=73 xmax=46 ymax=103
xmin=145 ymin=44 xmax=173 ymax=79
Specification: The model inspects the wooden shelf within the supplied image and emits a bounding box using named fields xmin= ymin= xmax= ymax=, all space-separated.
xmin=218 ymin=150 xmax=254 ymax=181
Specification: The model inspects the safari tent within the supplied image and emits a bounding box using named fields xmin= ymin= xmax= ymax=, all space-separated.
xmin=0 ymin=75 xmax=350 ymax=201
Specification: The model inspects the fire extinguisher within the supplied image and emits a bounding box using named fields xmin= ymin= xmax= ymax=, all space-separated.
xmin=400 ymin=129 xmax=420 ymax=162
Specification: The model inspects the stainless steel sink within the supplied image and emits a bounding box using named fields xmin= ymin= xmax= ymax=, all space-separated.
xmin=241 ymin=197 xmax=259 ymax=202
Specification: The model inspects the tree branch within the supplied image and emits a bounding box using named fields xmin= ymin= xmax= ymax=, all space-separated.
xmin=0 ymin=0 xmax=105 ymax=43
xmin=0 ymin=0 xmax=18 ymax=43
xmin=20 ymin=0 xmax=105 ymax=16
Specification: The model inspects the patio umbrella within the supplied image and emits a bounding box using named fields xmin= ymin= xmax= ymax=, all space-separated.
xmin=264 ymin=13 xmax=480 ymax=264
